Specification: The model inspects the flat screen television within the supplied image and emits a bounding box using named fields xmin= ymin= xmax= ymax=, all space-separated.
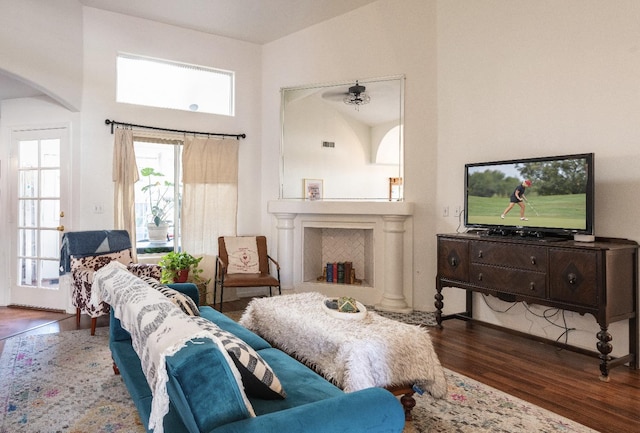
xmin=464 ymin=153 xmax=594 ymax=238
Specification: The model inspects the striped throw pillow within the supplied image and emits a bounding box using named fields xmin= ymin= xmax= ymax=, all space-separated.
xmin=140 ymin=276 xmax=200 ymax=317
xmin=192 ymin=316 xmax=286 ymax=400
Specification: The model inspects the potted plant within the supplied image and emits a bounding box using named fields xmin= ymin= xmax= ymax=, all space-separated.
xmin=140 ymin=167 xmax=174 ymax=242
xmin=159 ymin=251 xmax=203 ymax=283
xmin=159 ymin=251 xmax=211 ymax=305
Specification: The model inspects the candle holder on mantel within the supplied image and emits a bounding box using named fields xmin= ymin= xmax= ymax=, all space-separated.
xmin=389 ymin=177 xmax=402 ymax=201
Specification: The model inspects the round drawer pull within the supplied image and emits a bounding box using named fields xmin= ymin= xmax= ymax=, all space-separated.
xmin=450 ymin=257 xmax=457 ymax=267
xmin=568 ymin=273 xmax=577 ymax=285
xmin=530 ymin=256 xmax=536 ymax=265
xmin=478 ymin=273 xmax=483 ymax=281
xmin=530 ymin=282 xmax=536 ymax=291
xmin=478 ymin=250 xmax=483 ymax=259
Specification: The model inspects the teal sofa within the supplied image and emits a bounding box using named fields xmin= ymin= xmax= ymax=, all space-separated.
xmin=109 ymin=283 xmax=406 ymax=433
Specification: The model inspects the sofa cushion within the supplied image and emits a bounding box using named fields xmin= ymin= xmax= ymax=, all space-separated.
xmin=248 ymin=348 xmax=343 ymax=415
xmin=165 ymin=338 xmax=253 ymax=432
xmin=140 ymin=276 xmax=200 ymax=316
xmin=192 ymin=317 xmax=286 ymax=400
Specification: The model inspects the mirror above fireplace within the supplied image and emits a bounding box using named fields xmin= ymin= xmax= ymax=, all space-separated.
xmin=280 ymin=75 xmax=404 ymax=201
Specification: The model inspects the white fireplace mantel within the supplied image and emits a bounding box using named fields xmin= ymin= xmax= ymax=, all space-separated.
xmin=268 ymin=200 xmax=414 ymax=312
xmin=268 ymin=199 xmax=414 ymax=216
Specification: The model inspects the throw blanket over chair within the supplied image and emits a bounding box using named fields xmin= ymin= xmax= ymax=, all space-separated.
xmin=214 ymin=236 xmax=281 ymax=312
xmin=60 ymin=230 xmax=161 ymax=335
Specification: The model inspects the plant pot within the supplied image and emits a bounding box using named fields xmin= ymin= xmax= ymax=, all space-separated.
xmin=147 ymin=222 xmax=169 ymax=243
xmin=174 ymin=269 xmax=189 ymax=283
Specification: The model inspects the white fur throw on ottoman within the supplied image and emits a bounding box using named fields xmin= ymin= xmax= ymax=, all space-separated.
xmin=240 ymin=292 xmax=447 ymax=398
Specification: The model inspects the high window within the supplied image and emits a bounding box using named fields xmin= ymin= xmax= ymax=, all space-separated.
xmin=117 ymin=54 xmax=235 ymax=116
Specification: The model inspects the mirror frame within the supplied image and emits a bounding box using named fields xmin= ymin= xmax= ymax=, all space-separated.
xmin=279 ymin=75 xmax=405 ymax=201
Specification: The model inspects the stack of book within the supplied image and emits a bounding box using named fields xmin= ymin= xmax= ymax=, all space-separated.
xmin=325 ymin=261 xmax=354 ymax=284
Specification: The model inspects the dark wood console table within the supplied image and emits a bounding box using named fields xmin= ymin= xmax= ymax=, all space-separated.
xmin=435 ymin=233 xmax=638 ymax=380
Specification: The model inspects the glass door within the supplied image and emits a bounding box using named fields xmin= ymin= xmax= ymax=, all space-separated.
xmin=10 ymin=128 xmax=69 ymax=310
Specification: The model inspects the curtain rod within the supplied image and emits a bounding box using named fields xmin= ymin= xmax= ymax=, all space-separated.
xmin=104 ymin=119 xmax=246 ymax=140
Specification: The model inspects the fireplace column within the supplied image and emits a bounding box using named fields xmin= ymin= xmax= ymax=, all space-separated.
xmin=273 ymin=212 xmax=295 ymax=292
xmin=376 ymin=215 xmax=412 ymax=313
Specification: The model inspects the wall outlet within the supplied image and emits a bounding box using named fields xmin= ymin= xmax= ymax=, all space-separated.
xmin=454 ymin=206 xmax=462 ymax=217
xmin=93 ymin=203 xmax=104 ymax=214
xmin=443 ymin=206 xmax=449 ymax=217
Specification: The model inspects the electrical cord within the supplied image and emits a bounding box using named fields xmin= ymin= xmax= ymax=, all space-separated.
xmin=456 ymin=208 xmax=465 ymax=233
xmin=480 ymin=295 xmax=576 ymax=348
xmin=522 ymin=302 xmax=575 ymax=347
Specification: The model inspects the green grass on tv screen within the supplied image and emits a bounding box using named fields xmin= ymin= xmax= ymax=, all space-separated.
xmin=466 ymin=193 xmax=586 ymax=230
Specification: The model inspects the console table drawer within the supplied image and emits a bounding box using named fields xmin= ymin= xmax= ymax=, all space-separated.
xmin=437 ymin=238 xmax=469 ymax=281
xmin=470 ymin=264 xmax=546 ymax=297
xmin=471 ymin=241 xmax=547 ymax=272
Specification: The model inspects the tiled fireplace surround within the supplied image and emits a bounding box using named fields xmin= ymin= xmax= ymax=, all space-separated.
xmin=268 ymin=200 xmax=414 ymax=312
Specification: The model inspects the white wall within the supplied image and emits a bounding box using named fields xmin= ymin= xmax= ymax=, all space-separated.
xmin=0 ymin=0 xmax=83 ymax=110
xmin=262 ymin=0 xmax=438 ymax=308
xmin=436 ymin=0 xmax=640 ymax=355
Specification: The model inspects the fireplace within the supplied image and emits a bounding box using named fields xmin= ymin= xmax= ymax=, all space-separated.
xmin=268 ymin=200 xmax=414 ymax=311
xmin=303 ymin=227 xmax=374 ymax=286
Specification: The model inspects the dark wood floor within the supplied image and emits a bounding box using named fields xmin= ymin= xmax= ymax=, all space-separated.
xmin=1 ymin=300 xmax=638 ymax=433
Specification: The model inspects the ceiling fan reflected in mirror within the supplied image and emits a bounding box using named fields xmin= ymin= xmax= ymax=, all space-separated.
xmin=320 ymin=80 xmax=371 ymax=111
xmin=343 ymin=80 xmax=370 ymax=108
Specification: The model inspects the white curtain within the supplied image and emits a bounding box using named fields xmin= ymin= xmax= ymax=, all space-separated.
xmin=112 ymin=128 xmax=139 ymax=261
xmin=182 ymin=136 xmax=239 ymax=303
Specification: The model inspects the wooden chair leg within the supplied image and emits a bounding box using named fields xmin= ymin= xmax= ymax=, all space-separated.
xmin=91 ymin=317 xmax=97 ymax=336
xmin=76 ymin=308 xmax=81 ymax=326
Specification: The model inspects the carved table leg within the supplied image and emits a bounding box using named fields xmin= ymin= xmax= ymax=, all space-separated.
xmin=597 ymin=326 xmax=613 ymax=382
xmin=112 ymin=358 xmax=120 ymax=375
xmin=387 ymin=385 xmax=416 ymax=421
xmin=434 ymin=278 xmax=444 ymax=328
xmin=400 ymin=391 xmax=416 ymax=421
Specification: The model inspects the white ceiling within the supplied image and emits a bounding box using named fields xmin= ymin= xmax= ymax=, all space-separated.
xmin=0 ymin=0 xmax=378 ymax=102
xmin=79 ymin=0 xmax=378 ymax=45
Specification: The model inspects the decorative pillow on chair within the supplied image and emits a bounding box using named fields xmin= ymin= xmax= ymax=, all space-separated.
xmin=139 ymin=276 xmax=200 ymax=316
xmin=192 ymin=316 xmax=286 ymax=400
xmin=225 ymin=237 xmax=260 ymax=274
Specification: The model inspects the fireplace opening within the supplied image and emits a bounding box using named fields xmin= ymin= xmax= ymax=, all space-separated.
xmin=303 ymin=227 xmax=373 ymax=287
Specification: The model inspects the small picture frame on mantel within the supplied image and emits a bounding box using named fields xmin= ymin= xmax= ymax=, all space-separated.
xmin=304 ymin=179 xmax=323 ymax=200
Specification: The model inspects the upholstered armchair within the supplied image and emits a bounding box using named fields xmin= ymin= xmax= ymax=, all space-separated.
xmin=213 ymin=236 xmax=281 ymax=312
xmin=61 ymin=230 xmax=161 ymax=335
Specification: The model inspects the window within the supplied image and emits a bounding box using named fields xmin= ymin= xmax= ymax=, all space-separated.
xmin=135 ymin=141 xmax=182 ymax=254
xmin=117 ymin=54 xmax=235 ymax=116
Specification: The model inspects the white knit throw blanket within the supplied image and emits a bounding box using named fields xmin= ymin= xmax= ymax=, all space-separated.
xmin=91 ymin=262 xmax=253 ymax=433
xmin=240 ymin=292 xmax=448 ymax=398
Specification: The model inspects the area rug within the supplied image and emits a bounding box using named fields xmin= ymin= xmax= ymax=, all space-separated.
xmin=0 ymin=327 xmax=598 ymax=433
